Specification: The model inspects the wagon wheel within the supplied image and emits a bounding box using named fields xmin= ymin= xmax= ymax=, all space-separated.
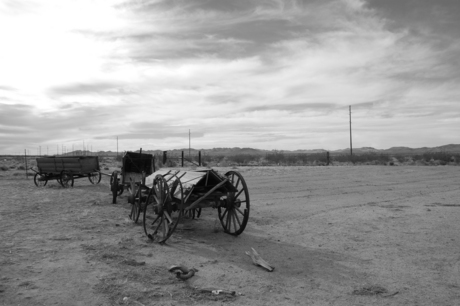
xmin=218 ymin=171 xmax=250 ymax=236
xmin=143 ymin=175 xmax=184 ymax=244
xmin=110 ymin=171 xmax=124 ymax=204
xmin=110 ymin=171 xmax=124 ymax=196
xmin=60 ymin=170 xmax=74 ymax=188
xmin=128 ymin=179 xmax=142 ymax=223
xmin=88 ymin=171 xmax=101 ymax=184
xmin=34 ymin=173 xmax=48 ymax=187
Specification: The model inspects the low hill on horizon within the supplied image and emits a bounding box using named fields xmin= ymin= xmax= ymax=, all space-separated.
xmin=87 ymin=143 xmax=460 ymax=156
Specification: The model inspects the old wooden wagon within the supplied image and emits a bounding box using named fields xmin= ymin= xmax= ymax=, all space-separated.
xmin=110 ymin=151 xmax=155 ymax=204
xmin=32 ymin=156 xmax=101 ymax=188
xmin=128 ymin=168 xmax=250 ymax=243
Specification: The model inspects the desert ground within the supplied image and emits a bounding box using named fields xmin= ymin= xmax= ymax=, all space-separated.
xmin=1 ymin=161 xmax=459 ymax=305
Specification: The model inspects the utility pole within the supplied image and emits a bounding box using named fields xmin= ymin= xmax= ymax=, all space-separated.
xmin=117 ymin=136 xmax=118 ymax=158
xmin=349 ymin=105 xmax=353 ymax=158
xmin=189 ymin=129 xmax=191 ymax=158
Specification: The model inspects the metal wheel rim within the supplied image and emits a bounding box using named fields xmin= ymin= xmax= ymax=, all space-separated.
xmin=34 ymin=173 xmax=48 ymax=187
xmin=218 ymin=171 xmax=250 ymax=236
xmin=143 ymin=175 xmax=183 ymax=243
xmin=60 ymin=171 xmax=74 ymax=188
xmin=88 ymin=172 xmax=101 ymax=184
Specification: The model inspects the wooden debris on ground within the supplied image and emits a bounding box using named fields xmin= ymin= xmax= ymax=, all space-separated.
xmin=197 ymin=288 xmax=237 ymax=296
xmin=168 ymin=265 xmax=198 ymax=280
xmin=245 ymin=248 xmax=274 ymax=272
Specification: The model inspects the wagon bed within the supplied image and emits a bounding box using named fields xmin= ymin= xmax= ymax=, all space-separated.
xmin=110 ymin=151 xmax=155 ymax=204
xmin=33 ymin=156 xmax=101 ymax=187
xmin=129 ymin=168 xmax=250 ymax=243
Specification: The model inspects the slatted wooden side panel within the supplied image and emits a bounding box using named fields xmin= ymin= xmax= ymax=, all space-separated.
xmin=36 ymin=156 xmax=99 ymax=174
xmin=79 ymin=157 xmax=99 ymax=173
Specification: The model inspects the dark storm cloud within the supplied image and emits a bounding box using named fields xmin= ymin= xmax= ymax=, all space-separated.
xmin=364 ymin=0 xmax=460 ymax=34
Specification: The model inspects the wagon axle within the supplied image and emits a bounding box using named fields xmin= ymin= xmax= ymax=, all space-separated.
xmin=139 ymin=169 xmax=250 ymax=243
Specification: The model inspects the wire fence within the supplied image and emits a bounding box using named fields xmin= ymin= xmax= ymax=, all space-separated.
xmin=1 ymin=150 xmax=459 ymax=180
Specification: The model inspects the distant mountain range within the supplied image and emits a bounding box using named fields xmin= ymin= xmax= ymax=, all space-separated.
xmin=83 ymin=143 xmax=460 ymax=156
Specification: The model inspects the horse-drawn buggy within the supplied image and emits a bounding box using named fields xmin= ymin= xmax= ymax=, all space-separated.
xmin=32 ymin=156 xmax=101 ymax=188
xmin=127 ymin=168 xmax=250 ymax=243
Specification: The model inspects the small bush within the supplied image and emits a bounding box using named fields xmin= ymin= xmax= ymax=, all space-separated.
xmin=17 ymin=165 xmax=25 ymax=170
xmin=1 ymin=166 xmax=8 ymax=171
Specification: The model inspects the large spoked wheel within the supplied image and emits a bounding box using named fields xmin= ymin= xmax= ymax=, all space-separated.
xmin=143 ymin=175 xmax=184 ymax=244
xmin=88 ymin=171 xmax=101 ymax=184
xmin=60 ymin=170 xmax=74 ymax=188
xmin=218 ymin=171 xmax=250 ymax=236
xmin=34 ymin=173 xmax=48 ymax=187
xmin=128 ymin=180 xmax=142 ymax=223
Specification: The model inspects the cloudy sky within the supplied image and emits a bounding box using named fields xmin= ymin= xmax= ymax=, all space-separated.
xmin=1 ymin=0 xmax=459 ymax=155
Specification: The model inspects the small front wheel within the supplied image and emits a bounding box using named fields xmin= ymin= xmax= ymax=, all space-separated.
xmin=88 ymin=172 xmax=101 ymax=184
xmin=34 ymin=173 xmax=48 ymax=187
xmin=60 ymin=171 xmax=74 ymax=188
xmin=129 ymin=180 xmax=142 ymax=223
xmin=110 ymin=171 xmax=122 ymax=204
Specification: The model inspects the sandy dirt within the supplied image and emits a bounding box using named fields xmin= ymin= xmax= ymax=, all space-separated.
xmin=1 ymin=163 xmax=460 ymax=305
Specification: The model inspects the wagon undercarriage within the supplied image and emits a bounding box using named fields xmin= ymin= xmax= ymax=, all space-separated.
xmin=128 ymin=168 xmax=250 ymax=244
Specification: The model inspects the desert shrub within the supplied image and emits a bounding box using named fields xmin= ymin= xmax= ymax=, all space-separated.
xmin=332 ymin=153 xmax=390 ymax=164
xmin=17 ymin=165 xmax=25 ymax=170
xmin=227 ymin=154 xmax=260 ymax=165
xmin=164 ymin=159 xmax=177 ymax=167
xmin=154 ymin=157 xmax=162 ymax=170
xmin=421 ymin=152 xmax=452 ymax=163
xmin=265 ymin=152 xmax=329 ymax=166
xmin=393 ymin=155 xmax=406 ymax=163
xmin=0 ymin=166 xmax=8 ymax=171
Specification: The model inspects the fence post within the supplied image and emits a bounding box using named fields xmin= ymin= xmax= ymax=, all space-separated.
xmin=199 ymin=151 xmax=201 ymax=166
xmin=326 ymin=151 xmax=330 ymax=165
xmin=24 ymin=149 xmax=28 ymax=179
xmin=181 ymin=151 xmax=184 ymax=167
